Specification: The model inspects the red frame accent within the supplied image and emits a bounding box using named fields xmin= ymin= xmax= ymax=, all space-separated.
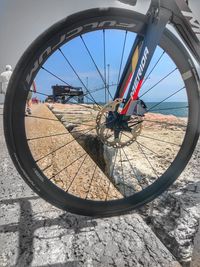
xmin=120 ymin=79 xmax=143 ymax=115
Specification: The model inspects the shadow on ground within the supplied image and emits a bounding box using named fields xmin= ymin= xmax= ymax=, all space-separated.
xmin=0 ymin=196 xmax=97 ymax=267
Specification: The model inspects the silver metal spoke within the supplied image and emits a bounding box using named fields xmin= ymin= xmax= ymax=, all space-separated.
xmin=140 ymin=67 xmax=177 ymax=98
xmin=80 ymin=35 xmax=106 ymax=85
xmin=66 ymin=154 xmax=88 ymax=192
xmin=103 ymin=29 xmax=107 ymax=103
xmin=143 ymin=118 xmax=187 ymax=128
xmin=150 ymin=105 xmax=188 ymax=112
xmin=25 ymin=115 xmax=58 ymax=122
xmin=147 ymin=86 xmax=186 ymax=112
xmin=50 ymin=152 xmax=87 ymax=181
xmin=105 ymin=148 xmax=119 ymax=201
xmin=136 ymin=141 xmax=172 ymax=164
xmin=117 ymin=31 xmax=128 ymax=85
xmin=139 ymin=134 xmax=181 ymax=146
xmin=143 ymin=51 xmax=165 ymax=86
xmin=122 ymin=147 xmax=143 ymax=189
xmin=58 ymin=48 xmax=101 ymax=109
xmin=85 ymin=165 xmax=97 ymax=199
xmin=35 ymin=126 xmax=96 ymax=163
xmin=119 ymin=139 xmax=126 ymax=195
xmin=27 ymin=127 xmax=94 ymax=141
xmin=41 ymin=66 xmax=71 ymax=86
xmin=136 ymin=142 xmax=158 ymax=179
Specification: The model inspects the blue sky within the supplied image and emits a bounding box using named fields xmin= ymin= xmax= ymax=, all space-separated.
xmin=35 ymin=29 xmax=186 ymax=103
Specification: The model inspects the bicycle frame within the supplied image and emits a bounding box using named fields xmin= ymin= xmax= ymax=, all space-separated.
xmin=117 ymin=0 xmax=200 ymax=116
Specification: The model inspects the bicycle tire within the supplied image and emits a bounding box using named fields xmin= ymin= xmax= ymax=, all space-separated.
xmin=4 ymin=7 xmax=200 ymax=216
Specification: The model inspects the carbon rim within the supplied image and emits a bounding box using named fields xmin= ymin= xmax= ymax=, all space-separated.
xmin=4 ymin=8 xmax=200 ymax=215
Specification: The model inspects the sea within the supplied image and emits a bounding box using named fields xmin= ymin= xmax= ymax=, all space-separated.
xmin=146 ymin=102 xmax=188 ymax=118
xmin=95 ymin=101 xmax=188 ymax=118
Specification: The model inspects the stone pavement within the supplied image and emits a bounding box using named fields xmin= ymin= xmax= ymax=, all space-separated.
xmin=0 ymin=106 xmax=180 ymax=267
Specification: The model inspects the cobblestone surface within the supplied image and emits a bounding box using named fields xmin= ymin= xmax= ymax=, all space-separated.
xmin=0 ymin=106 xmax=181 ymax=267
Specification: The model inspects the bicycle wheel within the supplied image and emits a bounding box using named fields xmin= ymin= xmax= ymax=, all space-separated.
xmin=4 ymin=8 xmax=200 ymax=216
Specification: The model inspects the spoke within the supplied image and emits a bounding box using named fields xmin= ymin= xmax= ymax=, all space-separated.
xmin=122 ymin=147 xmax=143 ymax=189
xmin=32 ymin=84 xmax=98 ymax=109
xmin=102 ymin=30 xmax=113 ymax=101
xmin=140 ymin=67 xmax=177 ymax=98
xmin=127 ymin=120 xmax=143 ymax=128
xmin=110 ymin=149 xmax=119 ymax=179
xmin=43 ymin=159 xmax=67 ymax=185
xmin=121 ymin=130 xmax=143 ymax=141
xmin=147 ymin=86 xmax=185 ymax=112
xmin=40 ymin=94 xmax=99 ymax=112
xmin=117 ymin=31 xmax=128 ymax=85
xmin=64 ymin=95 xmax=100 ymax=109
xmin=57 ymin=176 xmax=65 ymax=188
xmin=60 ymin=120 xmax=95 ymax=127
xmin=30 ymin=90 xmax=49 ymax=97
xmin=139 ymin=134 xmax=181 ymax=146
xmin=41 ymin=61 xmax=115 ymax=107
xmin=72 ymin=121 xmax=95 ymax=127
xmin=42 ymin=163 xmax=52 ymax=172
xmin=71 ymin=118 xmax=96 ymax=124
xmin=50 ymin=152 xmax=87 ymax=180
xmin=79 ymin=95 xmax=101 ymax=107
xmin=120 ymin=146 xmax=126 ymax=195
xmin=105 ymin=148 xmax=119 ymax=201
xmin=136 ymin=141 xmax=159 ymax=156
xmin=80 ymin=35 xmax=105 ymax=85
xmin=67 ymin=103 xmax=95 ymax=111
xmin=107 ymin=64 xmax=111 ymax=101
xmin=143 ymin=118 xmax=187 ymax=128
xmin=27 ymin=127 xmax=93 ymax=141
xmin=136 ymin=141 xmax=172 ymax=164
xmin=35 ymin=117 xmax=109 ymax=163
xmin=25 ymin=108 xmax=95 ymax=126
xmin=150 ymin=105 xmax=188 ymax=112
xmin=41 ymin=66 xmax=71 ymax=86
xmin=120 ymin=131 xmax=133 ymax=139
xmin=136 ymin=142 xmax=158 ymax=178
xmin=66 ymin=154 xmax=88 ymax=192
xmin=143 ymin=51 xmax=165 ymax=86
xmin=28 ymin=132 xmax=70 ymax=141
xmin=85 ymin=83 xmax=117 ymax=96
xmin=105 ymin=128 xmax=111 ymax=140
xmin=58 ymin=48 xmax=101 ymax=109
xmin=103 ymin=29 xmax=107 ymax=103
xmin=30 ymin=80 xmax=113 ymax=110
xmin=85 ymin=165 xmax=97 ymax=199
xmin=25 ymin=115 xmax=58 ymax=122
xmin=35 ymin=126 xmax=96 ymax=163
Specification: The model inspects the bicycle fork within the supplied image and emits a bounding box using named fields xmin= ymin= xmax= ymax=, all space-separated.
xmin=114 ymin=5 xmax=172 ymax=116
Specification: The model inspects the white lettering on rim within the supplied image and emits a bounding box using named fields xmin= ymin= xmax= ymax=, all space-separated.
xmin=26 ymin=21 xmax=136 ymax=85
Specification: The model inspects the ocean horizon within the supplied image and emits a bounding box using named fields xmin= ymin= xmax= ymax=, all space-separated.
xmin=145 ymin=102 xmax=188 ymax=118
xmin=68 ymin=100 xmax=188 ymax=118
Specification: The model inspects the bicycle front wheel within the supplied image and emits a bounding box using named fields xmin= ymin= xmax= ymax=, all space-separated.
xmin=4 ymin=8 xmax=200 ymax=216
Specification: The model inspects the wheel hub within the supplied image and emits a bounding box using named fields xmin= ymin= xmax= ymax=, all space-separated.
xmin=96 ymin=99 xmax=143 ymax=148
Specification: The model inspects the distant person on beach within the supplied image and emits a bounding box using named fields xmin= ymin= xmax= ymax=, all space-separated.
xmin=0 ymin=65 xmax=12 ymax=95
xmin=26 ymin=81 xmax=37 ymax=115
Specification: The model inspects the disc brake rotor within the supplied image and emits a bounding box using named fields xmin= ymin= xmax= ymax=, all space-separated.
xmin=96 ymin=99 xmax=142 ymax=148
